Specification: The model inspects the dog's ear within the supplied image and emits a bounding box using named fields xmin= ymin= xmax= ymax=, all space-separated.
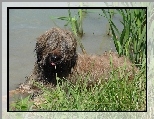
xmin=35 ymin=42 xmax=43 ymax=63
xmin=37 ymin=53 xmax=42 ymax=63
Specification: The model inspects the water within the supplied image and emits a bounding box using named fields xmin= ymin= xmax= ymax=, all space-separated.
xmin=9 ymin=9 xmax=122 ymax=91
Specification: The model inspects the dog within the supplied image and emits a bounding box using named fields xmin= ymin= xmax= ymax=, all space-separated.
xmin=18 ymin=28 xmax=138 ymax=95
xmin=32 ymin=27 xmax=77 ymax=85
xmin=16 ymin=27 xmax=78 ymax=100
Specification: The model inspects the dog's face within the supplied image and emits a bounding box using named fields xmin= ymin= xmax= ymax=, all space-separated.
xmin=45 ymin=53 xmax=63 ymax=66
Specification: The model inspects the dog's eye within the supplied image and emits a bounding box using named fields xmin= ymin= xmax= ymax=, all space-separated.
xmin=52 ymin=55 xmax=56 ymax=59
xmin=49 ymin=54 xmax=61 ymax=63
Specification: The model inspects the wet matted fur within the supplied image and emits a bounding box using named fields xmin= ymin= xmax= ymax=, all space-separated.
xmin=34 ymin=27 xmax=77 ymax=85
xmin=70 ymin=52 xmax=138 ymax=87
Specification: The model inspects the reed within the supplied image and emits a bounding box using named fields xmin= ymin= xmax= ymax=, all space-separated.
xmin=68 ymin=9 xmax=86 ymax=54
xmin=102 ymin=9 xmax=146 ymax=65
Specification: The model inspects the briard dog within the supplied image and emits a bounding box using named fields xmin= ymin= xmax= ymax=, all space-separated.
xmin=32 ymin=27 xmax=77 ymax=85
xmin=18 ymin=27 xmax=138 ymax=94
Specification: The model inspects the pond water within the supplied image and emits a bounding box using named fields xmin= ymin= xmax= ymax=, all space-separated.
xmin=9 ymin=9 xmax=122 ymax=91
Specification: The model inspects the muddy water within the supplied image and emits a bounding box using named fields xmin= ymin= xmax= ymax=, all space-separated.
xmin=9 ymin=9 xmax=122 ymax=91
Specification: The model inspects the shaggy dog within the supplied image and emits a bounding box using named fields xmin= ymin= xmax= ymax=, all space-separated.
xmin=33 ymin=27 xmax=77 ymax=85
xmin=18 ymin=27 xmax=138 ymax=94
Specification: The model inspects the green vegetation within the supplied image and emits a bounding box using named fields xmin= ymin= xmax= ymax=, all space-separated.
xmin=10 ymin=8 xmax=146 ymax=111
xmin=10 ymin=95 xmax=33 ymax=111
xmin=102 ymin=9 xmax=146 ymax=65
xmin=10 ymin=59 xmax=146 ymax=111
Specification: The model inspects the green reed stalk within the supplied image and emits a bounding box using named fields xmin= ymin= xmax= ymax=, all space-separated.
xmin=78 ymin=9 xmax=84 ymax=37
xmin=103 ymin=9 xmax=146 ymax=65
xmin=68 ymin=9 xmax=86 ymax=54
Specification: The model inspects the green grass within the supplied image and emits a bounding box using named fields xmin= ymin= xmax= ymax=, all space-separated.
xmin=10 ymin=95 xmax=33 ymax=111
xmin=10 ymin=60 xmax=146 ymax=111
